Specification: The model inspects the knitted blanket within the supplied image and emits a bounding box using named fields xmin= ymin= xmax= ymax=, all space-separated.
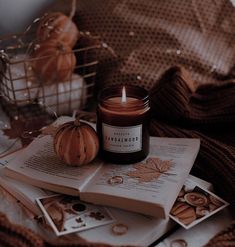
xmin=0 ymin=212 xmax=234 ymax=247
xmin=150 ymin=66 xmax=235 ymax=210
xmin=0 ymin=212 xmax=114 ymax=247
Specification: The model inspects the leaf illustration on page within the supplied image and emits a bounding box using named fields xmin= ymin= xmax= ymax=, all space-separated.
xmin=127 ymin=157 xmax=172 ymax=182
xmin=89 ymin=212 xmax=105 ymax=220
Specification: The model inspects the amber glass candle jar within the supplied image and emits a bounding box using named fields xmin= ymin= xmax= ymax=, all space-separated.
xmin=97 ymin=85 xmax=150 ymax=164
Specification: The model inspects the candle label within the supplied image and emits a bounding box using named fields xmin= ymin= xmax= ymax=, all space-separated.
xmin=102 ymin=123 xmax=142 ymax=153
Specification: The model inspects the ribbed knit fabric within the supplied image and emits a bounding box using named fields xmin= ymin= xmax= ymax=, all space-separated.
xmin=204 ymin=221 xmax=235 ymax=247
xmin=0 ymin=212 xmax=44 ymax=247
xmin=150 ymin=66 xmax=235 ymax=127
xmin=149 ymin=66 xmax=235 ymax=211
xmin=150 ymin=119 xmax=235 ymax=211
xmin=0 ymin=211 xmax=124 ymax=247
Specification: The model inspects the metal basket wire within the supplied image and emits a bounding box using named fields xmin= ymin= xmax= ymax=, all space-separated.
xmin=0 ymin=31 xmax=100 ymax=118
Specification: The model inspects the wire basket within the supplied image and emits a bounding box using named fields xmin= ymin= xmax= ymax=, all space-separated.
xmin=0 ymin=31 xmax=100 ymax=119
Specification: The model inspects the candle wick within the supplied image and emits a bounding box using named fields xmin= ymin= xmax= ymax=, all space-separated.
xmin=121 ymin=86 xmax=127 ymax=103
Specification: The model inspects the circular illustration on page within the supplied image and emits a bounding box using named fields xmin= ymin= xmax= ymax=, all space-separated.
xmin=107 ymin=176 xmax=124 ymax=185
xmin=111 ymin=223 xmax=129 ymax=235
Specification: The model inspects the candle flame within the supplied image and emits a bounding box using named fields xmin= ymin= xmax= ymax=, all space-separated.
xmin=121 ymin=86 xmax=127 ymax=103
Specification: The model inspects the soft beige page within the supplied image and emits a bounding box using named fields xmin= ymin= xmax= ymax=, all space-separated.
xmin=81 ymin=137 xmax=200 ymax=217
xmin=4 ymin=135 xmax=103 ymax=195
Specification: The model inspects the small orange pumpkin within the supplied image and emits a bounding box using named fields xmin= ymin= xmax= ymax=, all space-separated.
xmin=37 ymin=12 xmax=79 ymax=47
xmin=32 ymin=40 xmax=76 ymax=83
xmin=54 ymin=119 xmax=99 ymax=166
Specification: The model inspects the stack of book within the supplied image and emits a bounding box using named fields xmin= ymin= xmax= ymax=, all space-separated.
xmin=0 ymin=117 xmax=228 ymax=245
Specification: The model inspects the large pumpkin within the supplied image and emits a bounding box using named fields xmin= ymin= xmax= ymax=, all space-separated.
xmin=32 ymin=40 xmax=76 ymax=83
xmin=37 ymin=12 xmax=79 ymax=47
xmin=54 ymin=119 xmax=99 ymax=166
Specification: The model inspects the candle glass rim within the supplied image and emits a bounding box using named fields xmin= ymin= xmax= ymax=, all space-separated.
xmin=98 ymin=85 xmax=149 ymax=111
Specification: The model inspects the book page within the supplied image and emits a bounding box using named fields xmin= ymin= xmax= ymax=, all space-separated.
xmin=36 ymin=194 xmax=115 ymax=236
xmin=0 ymin=169 xmax=53 ymax=216
xmin=81 ymin=137 xmax=200 ymax=216
xmin=5 ymin=135 xmax=103 ymax=194
xmin=0 ymin=148 xmax=23 ymax=166
xmin=79 ymin=175 xmax=212 ymax=246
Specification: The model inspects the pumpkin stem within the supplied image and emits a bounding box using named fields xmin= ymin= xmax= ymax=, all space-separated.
xmin=56 ymin=42 xmax=65 ymax=52
xmin=74 ymin=118 xmax=81 ymax=126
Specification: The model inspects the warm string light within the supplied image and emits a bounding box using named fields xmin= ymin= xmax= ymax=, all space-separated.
xmin=0 ymin=1 xmax=100 ymax=156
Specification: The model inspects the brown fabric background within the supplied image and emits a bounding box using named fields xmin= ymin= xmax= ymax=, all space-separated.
xmin=49 ymin=0 xmax=235 ymax=91
xmin=204 ymin=220 xmax=235 ymax=247
xmin=149 ymin=66 xmax=235 ymax=208
xmin=72 ymin=0 xmax=235 ymax=91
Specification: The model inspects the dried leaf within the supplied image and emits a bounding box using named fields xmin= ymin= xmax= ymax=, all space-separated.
xmin=127 ymin=169 xmax=161 ymax=182
xmin=3 ymin=118 xmax=42 ymax=146
xmin=146 ymin=157 xmax=172 ymax=173
xmin=127 ymin=157 xmax=172 ymax=182
xmin=3 ymin=119 xmax=26 ymax=140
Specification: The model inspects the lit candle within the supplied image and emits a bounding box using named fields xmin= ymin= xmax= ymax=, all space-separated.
xmin=97 ymin=85 xmax=150 ymax=164
xmin=121 ymin=86 xmax=127 ymax=103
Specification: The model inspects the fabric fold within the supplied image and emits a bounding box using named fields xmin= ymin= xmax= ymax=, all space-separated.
xmin=149 ymin=66 xmax=235 ymax=211
xmin=150 ymin=66 xmax=235 ymax=127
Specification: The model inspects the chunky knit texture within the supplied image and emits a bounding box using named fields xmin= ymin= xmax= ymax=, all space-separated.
xmin=0 ymin=211 xmax=122 ymax=247
xmin=0 ymin=212 xmax=45 ymax=247
xmin=150 ymin=66 xmax=235 ymax=127
xmin=149 ymin=66 xmax=235 ymax=246
xmin=150 ymin=66 xmax=235 ymax=210
xmin=204 ymin=221 xmax=235 ymax=247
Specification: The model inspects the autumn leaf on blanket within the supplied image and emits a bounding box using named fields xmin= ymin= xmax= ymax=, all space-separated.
xmin=127 ymin=157 xmax=172 ymax=182
xmin=3 ymin=118 xmax=41 ymax=146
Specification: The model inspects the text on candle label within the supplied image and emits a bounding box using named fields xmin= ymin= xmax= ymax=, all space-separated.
xmin=102 ymin=123 xmax=142 ymax=153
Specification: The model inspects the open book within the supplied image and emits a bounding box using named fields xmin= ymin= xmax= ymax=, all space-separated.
xmin=0 ymin=150 xmax=175 ymax=245
xmin=0 ymin=151 xmax=212 ymax=245
xmin=0 ymin=172 xmax=213 ymax=247
xmin=4 ymin=117 xmax=200 ymax=218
